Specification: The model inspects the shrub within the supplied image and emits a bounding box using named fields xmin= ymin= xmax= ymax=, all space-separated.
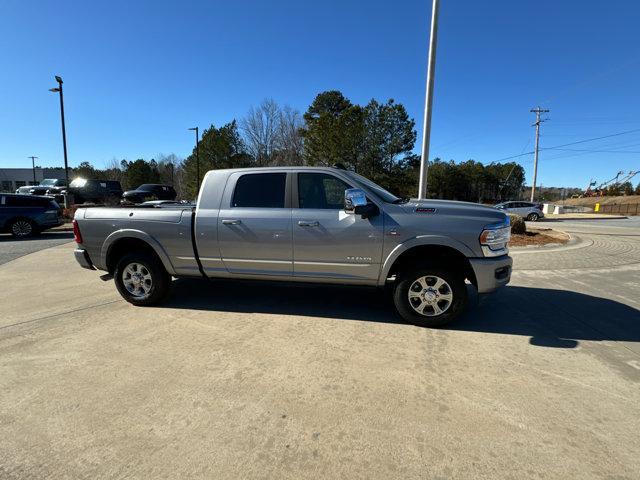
xmin=62 ymin=205 xmax=79 ymax=221
xmin=508 ymin=213 xmax=526 ymax=234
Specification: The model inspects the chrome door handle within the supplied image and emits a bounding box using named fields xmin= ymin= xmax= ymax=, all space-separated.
xmin=222 ymin=219 xmax=242 ymax=225
xmin=298 ymin=220 xmax=319 ymax=227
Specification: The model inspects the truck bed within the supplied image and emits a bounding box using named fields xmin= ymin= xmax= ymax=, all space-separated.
xmin=76 ymin=204 xmax=199 ymax=276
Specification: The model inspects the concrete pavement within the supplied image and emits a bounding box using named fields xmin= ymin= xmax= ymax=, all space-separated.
xmin=0 ymin=231 xmax=74 ymax=266
xmin=1 ymin=220 xmax=639 ymax=479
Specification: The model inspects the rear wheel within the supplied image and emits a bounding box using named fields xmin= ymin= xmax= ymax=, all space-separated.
xmin=10 ymin=218 xmax=35 ymax=238
xmin=114 ymin=252 xmax=171 ymax=306
xmin=393 ymin=268 xmax=468 ymax=327
xmin=527 ymin=212 xmax=539 ymax=221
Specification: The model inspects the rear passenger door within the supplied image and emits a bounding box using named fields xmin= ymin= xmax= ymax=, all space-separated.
xmin=513 ymin=202 xmax=529 ymax=215
xmin=217 ymin=171 xmax=293 ymax=277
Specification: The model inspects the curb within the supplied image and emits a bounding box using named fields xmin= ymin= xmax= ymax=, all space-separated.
xmin=510 ymin=231 xmax=594 ymax=254
xmin=51 ymin=223 xmax=73 ymax=232
xmin=538 ymin=216 xmax=627 ymax=222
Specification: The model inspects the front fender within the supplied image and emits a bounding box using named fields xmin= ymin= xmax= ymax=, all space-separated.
xmin=101 ymin=229 xmax=177 ymax=275
xmin=377 ymin=235 xmax=475 ymax=286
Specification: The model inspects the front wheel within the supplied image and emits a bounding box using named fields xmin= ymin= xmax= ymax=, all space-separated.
xmin=393 ymin=268 xmax=468 ymax=327
xmin=114 ymin=253 xmax=171 ymax=306
xmin=527 ymin=212 xmax=539 ymax=221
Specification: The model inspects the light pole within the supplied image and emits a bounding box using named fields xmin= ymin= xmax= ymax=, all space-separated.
xmin=49 ymin=75 xmax=69 ymax=189
xmin=28 ymin=156 xmax=38 ymax=183
xmin=418 ymin=0 xmax=440 ymax=200
xmin=188 ymin=127 xmax=200 ymax=192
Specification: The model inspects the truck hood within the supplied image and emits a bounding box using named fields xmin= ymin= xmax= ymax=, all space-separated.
xmin=386 ymin=198 xmax=508 ymax=258
xmin=123 ymin=189 xmax=146 ymax=196
xmin=400 ymin=199 xmax=502 ymax=217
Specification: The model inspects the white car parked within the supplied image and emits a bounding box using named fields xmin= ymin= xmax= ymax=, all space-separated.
xmin=494 ymin=201 xmax=544 ymax=221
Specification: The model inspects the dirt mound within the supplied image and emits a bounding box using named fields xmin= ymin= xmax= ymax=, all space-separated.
xmin=562 ymin=195 xmax=640 ymax=206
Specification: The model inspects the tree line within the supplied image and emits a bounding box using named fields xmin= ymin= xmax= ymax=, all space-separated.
xmin=68 ymin=90 xmax=527 ymax=202
xmin=597 ymin=181 xmax=640 ymax=197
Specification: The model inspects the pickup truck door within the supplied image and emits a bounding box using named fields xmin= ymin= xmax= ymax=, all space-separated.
xmin=292 ymin=172 xmax=384 ymax=282
xmin=217 ymin=171 xmax=293 ymax=277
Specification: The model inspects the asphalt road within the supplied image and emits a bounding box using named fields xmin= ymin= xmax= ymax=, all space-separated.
xmin=1 ymin=219 xmax=639 ymax=479
xmin=0 ymin=231 xmax=74 ymax=265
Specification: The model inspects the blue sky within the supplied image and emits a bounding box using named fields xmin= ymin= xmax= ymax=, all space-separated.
xmin=1 ymin=0 xmax=639 ymax=188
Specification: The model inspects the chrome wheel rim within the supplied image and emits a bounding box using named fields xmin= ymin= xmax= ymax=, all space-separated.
xmin=408 ymin=275 xmax=453 ymax=317
xmin=12 ymin=220 xmax=32 ymax=237
xmin=122 ymin=263 xmax=153 ymax=298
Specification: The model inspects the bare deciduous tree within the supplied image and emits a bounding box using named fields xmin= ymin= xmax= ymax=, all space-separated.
xmin=273 ymin=106 xmax=304 ymax=166
xmin=241 ymin=100 xmax=305 ymax=166
xmin=156 ymin=153 xmax=184 ymax=198
xmin=105 ymin=157 xmax=124 ymax=183
xmin=241 ymin=99 xmax=280 ymax=166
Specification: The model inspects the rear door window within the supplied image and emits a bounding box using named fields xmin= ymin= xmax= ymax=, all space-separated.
xmin=232 ymin=173 xmax=286 ymax=208
xmin=4 ymin=196 xmax=47 ymax=207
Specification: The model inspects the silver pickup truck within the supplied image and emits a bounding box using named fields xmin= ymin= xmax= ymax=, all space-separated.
xmin=73 ymin=166 xmax=512 ymax=327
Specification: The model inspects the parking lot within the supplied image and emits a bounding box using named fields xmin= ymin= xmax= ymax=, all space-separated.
xmin=0 ymin=230 xmax=72 ymax=266
xmin=1 ymin=219 xmax=639 ymax=479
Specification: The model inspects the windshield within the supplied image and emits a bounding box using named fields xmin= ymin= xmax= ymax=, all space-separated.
xmin=344 ymin=171 xmax=401 ymax=203
xmin=70 ymin=178 xmax=87 ymax=188
xmin=138 ymin=184 xmax=156 ymax=191
xmin=39 ymin=179 xmax=57 ymax=186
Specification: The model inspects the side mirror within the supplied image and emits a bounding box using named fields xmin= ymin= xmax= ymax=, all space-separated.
xmin=345 ymin=188 xmax=378 ymax=219
xmin=344 ymin=188 xmax=367 ymax=212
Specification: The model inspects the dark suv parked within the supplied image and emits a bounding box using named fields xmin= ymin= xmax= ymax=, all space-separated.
xmin=63 ymin=178 xmax=123 ymax=205
xmin=0 ymin=194 xmax=63 ymax=237
xmin=121 ymin=184 xmax=177 ymax=204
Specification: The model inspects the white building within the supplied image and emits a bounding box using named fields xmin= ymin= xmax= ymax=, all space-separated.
xmin=0 ymin=167 xmax=67 ymax=192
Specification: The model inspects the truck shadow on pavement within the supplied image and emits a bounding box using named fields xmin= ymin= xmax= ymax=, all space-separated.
xmin=453 ymin=287 xmax=640 ymax=348
xmin=164 ymin=279 xmax=639 ymax=348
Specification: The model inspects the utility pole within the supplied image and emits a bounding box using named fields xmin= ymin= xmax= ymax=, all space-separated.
xmin=28 ymin=156 xmax=38 ymax=183
xmin=418 ymin=0 xmax=440 ymax=199
xmin=530 ymin=107 xmax=549 ymax=202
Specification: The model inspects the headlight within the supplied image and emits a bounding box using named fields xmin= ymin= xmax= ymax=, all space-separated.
xmin=480 ymin=219 xmax=510 ymax=257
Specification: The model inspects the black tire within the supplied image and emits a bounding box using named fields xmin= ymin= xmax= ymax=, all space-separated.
xmin=9 ymin=218 xmax=35 ymax=238
xmin=393 ymin=267 xmax=468 ymax=327
xmin=114 ymin=252 xmax=171 ymax=306
xmin=527 ymin=212 xmax=539 ymax=221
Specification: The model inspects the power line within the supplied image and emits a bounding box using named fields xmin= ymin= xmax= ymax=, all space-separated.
xmin=545 ymin=147 xmax=640 ymax=154
xmin=491 ymin=127 xmax=640 ymax=163
xmin=542 ymin=127 xmax=640 ymax=150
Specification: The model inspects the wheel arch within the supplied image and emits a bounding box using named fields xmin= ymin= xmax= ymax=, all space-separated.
xmin=102 ymin=230 xmax=176 ymax=275
xmin=380 ymin=239 xmax=477 ymax=288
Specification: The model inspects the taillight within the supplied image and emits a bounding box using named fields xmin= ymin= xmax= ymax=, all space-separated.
xmin=72 ymin=219 xmax=83 ymax=244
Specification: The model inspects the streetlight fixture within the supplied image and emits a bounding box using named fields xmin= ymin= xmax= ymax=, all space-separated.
xmin=49 ymin=75 xmax=70 ymax=193
xmin=188 ymin=127 xmax=200 ymax=192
